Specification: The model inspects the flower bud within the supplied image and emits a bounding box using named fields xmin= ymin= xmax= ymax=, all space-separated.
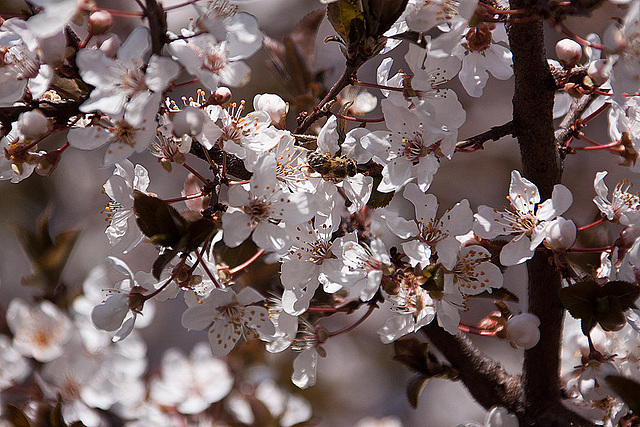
xmin=17 ymin=110 xmax=49 ymax=140
xmin=172 ymin=106 xmax=204 ymax=137
xmin=587 ymin=59 xmax=610 ymax=86
xmin=505 ymin=313 xmax=540 ymax=349
xmin=555 ymin=38 xmax=583 ymax=67
xmin=253 ymin=93 xmax=288 ymax=126
xmin=208 ymin=87 xmax=232 ymax=105
xmin=98 ymin=34 xmax=121 ymax=57
xmin=544 ymin=217 xmax=576 ymax=252
xmin=88 ymin=10 xmax=113 ymax=35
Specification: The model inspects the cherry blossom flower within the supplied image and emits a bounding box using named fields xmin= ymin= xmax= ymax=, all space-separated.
xmin=378 ymin=278 xmax=436 ymax=343
xmin=101 ymin=160 xmax=149 ymax=254
xmin=67 ymin=92 xmax=161 ymax=165
xmin=77 ymin=26 xmax=179 ymax=116
xmin=0 ymin=124 xmax=45 ymax=183
xmin=445 ymin=245 xmax=503 ymax=296
xmin=374 ymin=100 xmax=449 ymax=193
xmin=593 ymin=171 xmax=640 ymax=225
xmin=6 ymin=298 xmax=73 ymax=362
xmin=290 ymin=321 xmax=328 ymax=389
xmin=222 ymin=153 xmax=313 ymax=253
xmin=452 ymin=23 xmax=513 ymax=98
xmin=26 ymin=0 xmax=88 ymax=38
xmin=0 ymin=19 xmax=57 ymax=106
xmin=91 ymin=257 xmax=159 ymax=342
xmin=604 ymin=1 xmax=640 ymax=99
xmin=149 ymin=343 xmax=233 ymax=414
xmin=474 ymin=170 xmax=573 ymax=266
xmin=337 ymin=238 xmax=393 ymax=302
xmin=280 ymin=221 xmax=343 ymax=315
xmin=390 ymin=183 xmax=473 ymax=269
xmin=543 ymin=217 xmax=577 ymax=252
xmin=181 ymin=287 xmax=275 ymax=357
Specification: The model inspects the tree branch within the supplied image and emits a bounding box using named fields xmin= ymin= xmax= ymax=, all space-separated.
xmin=421 ymin=323 xmax=524 ymax=413
xmin=507 ymin=4 xmax=593 ymax=426
xmin=555 ymin=93 xmax=598 ymax=156
xmin=456 ymin=121 xmax=515 ymax=150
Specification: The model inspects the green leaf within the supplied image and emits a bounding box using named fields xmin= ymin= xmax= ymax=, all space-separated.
xmin=326 ymin=0 xmax=364 ymax=45
xmin=594 ymin=295 xmax=626 ymax=331
xmin=605 ymin=375 xmax=640 ymax=413
xmin=367 ymin=179 xmax=394 ymax=208
xmin=133 ymin=190 xmax=186 ymax=248
xmin=470 ymin=288 xmax=520 ymax=302
xmin=181 ymin=218 xmax=217 ymax=252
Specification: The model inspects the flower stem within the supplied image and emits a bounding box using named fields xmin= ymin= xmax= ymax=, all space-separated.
xmin=327 ymin=304 xmax=376 ymax=337
xmin=182 ymin=162 xmax=209 ymax=184
xmin=229 ymin=249 xmax=265 ymax=276
xmin=577 ymin=217 xmax=604 ymax=232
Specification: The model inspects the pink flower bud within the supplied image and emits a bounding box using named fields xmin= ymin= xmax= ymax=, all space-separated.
xmin=253 ymin=93 xmax=288 ymax=126
xmin=88 ymin=10 xmax=113 ymax=35
xmin=17 ymin=110 xmax=49 ymax=140
xmin=587 ymin=59 xmax=610 ymax=86
xmin=555 ymin=39 xmax=583 ymax=67
xmin=208 ymin=87 xmax=232 ymax=105
xmin=172 ymin=106 xmax=204 ymax=137
xmin=505 ymin=313 xmax=540 ymax=349
xmin=544 ymin=217 xmax=576 ymax=252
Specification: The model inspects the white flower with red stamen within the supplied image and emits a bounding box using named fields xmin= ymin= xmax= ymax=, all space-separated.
xmin=391 ymin=183 xmax=473 ymax=269
xmin=101 ymin=160 xmax=149 ymax=254
xmin=181 ymin=287 xmax=275 ymax=357
xmin=445 ymin=245 xmax=503 ymax=296
xmin=6 ymin=298 xmax=72 ymax=362
xmin=372 ymin=100 xmax=449 ymax=193
xmin=280 ymin=221 xmax=343 ymax=315
xmin=67 ymin=92 xmax=160 ymax=165
xmin=452 ymin=23 xmax=513 ymax=98
xmin=474 ymin=170 xmax=573 ymax=266
xmin=0 ymin=19 xmax=56 ymax=106
xmin=338 ymin=238 xmax=393 ymax=302
xmin=593 ymin=171 xmax=640 ymax=226
xmin=378 ymin=281 xmax=436 ymax=343
xmin=76 ymin=26 xmax=180 ymax=116
xmin=222 ymin=153 xmax=313 ymax=253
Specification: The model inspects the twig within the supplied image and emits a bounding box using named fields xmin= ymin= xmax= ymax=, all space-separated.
xmin=456 ymin=121 xmax=515 ymax=150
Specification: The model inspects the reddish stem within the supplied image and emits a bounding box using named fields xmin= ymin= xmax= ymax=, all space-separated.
xmin=558 ymin=22 xmax=605 ymax=50
xmin=194 ymin=244 xmax=222 ymax=289
xmin=458 ymin=322 xmax=500 ymax=336
xmin=229 ymin=249 xmax=265 ymax=276
xmin=327 ymin=304 xmax=376 ymax=337
xmin=577 ymin=217 xmax=605 ymax=232
xmin=100 ymin=8 xmax=144 ymax=17
xmin=163 ymin=0 xmax=197 ymax=11
xmin=169 ymin=78 xmax=201 ymax=91
xmin=182 ymin=162 xmax=209 ymax=184
xmin=163 ymin=192 xmax=204 ymax=204
xmin=566 ymin=246 xmax=612 ymax=253
xmin=580 ymin=103 xmax=609 ymax=125
xmin=333 ymin=113 xmax=385 ymax=123
xmin=574 ymin=139 xmax=621 ymax=151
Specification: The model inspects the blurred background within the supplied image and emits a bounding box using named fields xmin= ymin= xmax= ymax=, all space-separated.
xmin=0 ymin=0 xmax=631 ymax=425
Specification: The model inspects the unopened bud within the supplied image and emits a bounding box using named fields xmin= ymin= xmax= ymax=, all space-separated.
xmin=253 ymin=93 xmax=288 ymax=126
xmin=172 ymin=105 xmax=204 ymax=137
xmin=544 ymin=217 xmax=576 ymax=252
xmin=505 ymin=313 xmax=540 ymax=349
xmin=587 ymin=59 xmax=610 ymax=86
xmin=98 ymin=34 xmax=121 ymax=57
xmin=88 ymin=10 xmax=113 ymax=35
xmin=17 ymin=110 xmax=49 ymax=140
xmin=555 ymin=39 xmax=583 ymax=68
xmin=208 ymin=87 xmax=232 ymax=105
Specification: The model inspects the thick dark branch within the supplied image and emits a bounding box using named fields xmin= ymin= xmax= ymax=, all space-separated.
xmin=456 ymin=121 xmax=515 ymax=150
xmin=507 ymin=5 xmax=593 ymax=426
xmin=190 ymin=143 xmax=252 ymax=180
xmin=145 ymin=0 xmax=168 ymax=55
xmin=421 ymin=324 xmax=523 ymax=412
xmin=0 ymin=100 xmax=82 ymax=129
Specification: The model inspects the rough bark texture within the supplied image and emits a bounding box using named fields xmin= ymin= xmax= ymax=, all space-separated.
xmin=506 ymin=5 xmax=593 ymax=427
xmin=421 ymin=324 xmax=524 ymax=413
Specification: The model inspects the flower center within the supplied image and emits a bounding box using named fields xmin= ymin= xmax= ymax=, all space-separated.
xmin=0 ymin=44 xmax=40 ymax=80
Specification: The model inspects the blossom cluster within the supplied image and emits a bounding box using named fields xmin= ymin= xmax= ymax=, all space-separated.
xmin=1 ymin=0 xmax=640 ymax=425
